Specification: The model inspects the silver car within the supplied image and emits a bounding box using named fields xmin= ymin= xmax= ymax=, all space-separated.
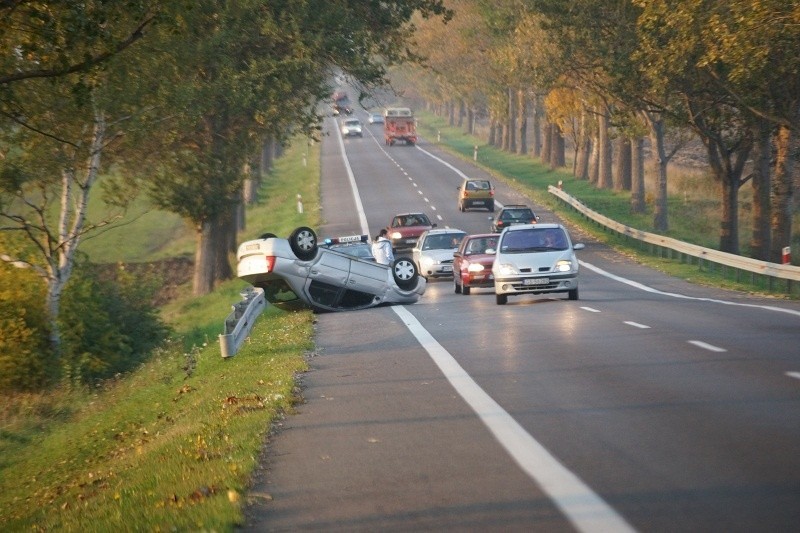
xmin=412 ymin=228 xmax=467 ymax=280
xmin=492 ymin=223 xmax=584 ymax=304
xmin=237 ymin=227 xmax=426 ymax=312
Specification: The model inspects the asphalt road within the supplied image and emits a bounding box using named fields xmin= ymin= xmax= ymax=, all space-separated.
xmin=241 ymin=113 xmax=800 ymax=532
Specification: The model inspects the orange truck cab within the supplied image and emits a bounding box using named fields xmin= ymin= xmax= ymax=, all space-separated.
xmin=383 ymin=107 xmax=417 ymax=146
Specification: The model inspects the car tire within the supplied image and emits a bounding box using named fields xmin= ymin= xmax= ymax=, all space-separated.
xmin=496 ymin=293 xmax=507 ymax=305
xmin=462 ymin=285 xmax=471 ymax=296
xmin=568 ymin=287 xmax=579 ymax=300
xmin=392 ymin=257 xmax=419 ymax=290
xmin=289 ymin=226 xmax=318 ymax=261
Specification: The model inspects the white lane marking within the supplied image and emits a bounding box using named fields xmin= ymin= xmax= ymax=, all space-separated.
xmin=786 ymin=372 xmax=800 ymax=380
xmin=624 ymin=321 xmax=651 ymax=329
xmin=580 ymin=261 xmax=800 ymax=318
xmin=392 ymin=306 xmax=636 ymax=533
xmin=416 ymin=144 xmax=505 ymax=210
xmin=334 ymin=121 xmax=370 ymax=233
xmin=688 ymin=340 xmax=727 ymax=353
xmin=581 ymin=306 xmax=601 ymax=313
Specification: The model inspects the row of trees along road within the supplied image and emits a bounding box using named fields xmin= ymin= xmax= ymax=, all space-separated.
xmin=395 ymin=0 xmax=798 ymax=262
xmin=0 ymin=1 xmax=452 ymax=362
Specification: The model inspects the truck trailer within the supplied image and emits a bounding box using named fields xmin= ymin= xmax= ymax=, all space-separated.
xmin=383 ymin=107 xmax=417 ymax=146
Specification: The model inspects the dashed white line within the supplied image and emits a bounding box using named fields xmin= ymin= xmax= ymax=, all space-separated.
xmin=581 ymin=306 xmax=601 ymax=313
xmin=688 ymin=340 xmax=727 ymax=352
xmin=785 ymin=372 xmax=800 ymax=381
xmin=624 ymin=321 xmax=651 ymax=329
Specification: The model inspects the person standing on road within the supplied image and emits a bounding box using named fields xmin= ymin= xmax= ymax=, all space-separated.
xmin=372 ymin=229 xmax=394 ymax=265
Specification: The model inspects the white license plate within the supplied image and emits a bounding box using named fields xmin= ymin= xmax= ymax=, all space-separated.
xmin=523 ymin=277 xmax=549 ymax=286
xmin=442 ymin=266 xmax=453 ymax=272
xmin=472 ymin=200 xmax=484 ymax=205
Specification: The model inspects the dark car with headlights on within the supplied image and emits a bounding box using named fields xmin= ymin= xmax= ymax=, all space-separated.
xmin=453 ymin=233 xmax=499 ymax=295
xmin=386 ymin=212 xmax=436 ymax=255
xmin=490 ymin=205 xmax=539 ymax=233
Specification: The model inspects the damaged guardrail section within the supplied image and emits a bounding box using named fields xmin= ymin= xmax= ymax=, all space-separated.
xmin=220 ymin=287 xmax=266 ymax=358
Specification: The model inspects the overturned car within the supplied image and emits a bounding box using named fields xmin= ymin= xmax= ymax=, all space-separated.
xmin=237 ymin=227 xmax=426 ymax=312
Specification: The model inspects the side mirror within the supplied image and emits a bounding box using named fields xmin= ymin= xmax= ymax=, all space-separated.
xmin=453 ymin=251 xmax=462 ymax=258
xmin=431 ymin=223 xmax=438 ymax=228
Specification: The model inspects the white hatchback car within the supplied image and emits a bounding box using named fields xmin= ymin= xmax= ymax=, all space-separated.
xmin=492 ymin=223 xmax=585 ymax=305
xmin=340 ymin=118 xmax=363 ymax=137
xmin=237 ymin=227 xmax=426 ymax=312
xmin=412 ymin=228 xmax=467 ymax=280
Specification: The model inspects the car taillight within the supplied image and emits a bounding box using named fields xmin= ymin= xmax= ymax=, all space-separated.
xmin=265 ymin=256 xmax=276 ymax=272
xmin=490 ymin=190 xmax=495 ymax=197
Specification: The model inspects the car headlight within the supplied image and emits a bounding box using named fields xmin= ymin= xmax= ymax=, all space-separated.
xmin=467 ymin=263 xmax=484 ymax=272
xmin=421 ymin=256 xmax=438 ymax=269
xmin=555 ymin=260 xmax=573 ymax=272
xmin=496 ymin=263 xmax=518 ymax=276
xmin=390 ymin=231 xmax=403 ymax=240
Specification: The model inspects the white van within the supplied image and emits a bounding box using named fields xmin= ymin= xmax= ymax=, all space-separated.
xmin=491 ymin=223 xmax=585 ymax=305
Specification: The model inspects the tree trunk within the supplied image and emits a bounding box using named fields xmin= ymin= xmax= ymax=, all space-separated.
xmin=260 ymin=137 xmax=274 ymax=178
xmin=631 ymin=137 xmax=646 ymax=213
xmin=706 ymin=137 xmax=752 ymax=254
xmin=457 ymin=100 xmax=465 ymax=128
xmin=550 ymin=123 xmax=565 ymax=169
xmin=770 ymin=125 xmax=794 ymax=263
xmin=531 ymin=94 xmax=542 ymax=158
xmin=194 ymin=220 xmax=215 ymax=295
xmin=518 ymin=90 xmax=527 ymax=155
xmin=598 ymin=111 xmax=613 ymax=189
xmin=507 ymin=87 xmax=517 ymax=153
xmin=575 ymin=110 xmax=591 ymax=180
xmin=541 ymin=121 xmax=552 ymax=166
xmin=749 ymin=120 xmax=772 ymax=260
xmin=644 ymin=113 xmax=671 ymax=232
xmin=613 ymin=137 xmax=632 ymax=191
xmin=588 ymin=133 xmax=600 ymax=185
xmin=448 ymin=101 xmax=455 ymax=126
xmin=466 ymin=107 xmax=474 ymax=134
xmin=488 ymin=119 xmax=497 ymax=146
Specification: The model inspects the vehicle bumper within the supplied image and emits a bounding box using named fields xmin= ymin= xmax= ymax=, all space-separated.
xmin=463 ymin=272 xmax=494 ymax=287
xmin=493 ymin=274 xmax=578 ymax=295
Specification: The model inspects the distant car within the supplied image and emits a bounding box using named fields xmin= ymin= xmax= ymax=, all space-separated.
xmin=368 ymin=113 xmax=384 ymax=124
xmin=457 ymin=178 xmax=495 ymax=212
xmin=453 ymin=233 xmax=499 ymax=295
xmin=412 ymin=228 xmax=467 ymax=280
xmin=492 ymin=223 xmax=584 ymax=305
xmin=387 ymin=212 xmax=437 ymax=254
xmin=341 ymin=118 xmax=363 ymax=137
xmin=237 ymin=227 xmax=425 ymax=312
xmin=490 ymin=204 xmax=539 ymax=233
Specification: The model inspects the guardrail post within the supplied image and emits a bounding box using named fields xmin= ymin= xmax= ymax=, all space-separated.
xmin=219 ymin=287 xmax=266 ymax=358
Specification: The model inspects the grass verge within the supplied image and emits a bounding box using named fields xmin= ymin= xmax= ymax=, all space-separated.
xmin=0 ymin=137 xmax=321 ymax=531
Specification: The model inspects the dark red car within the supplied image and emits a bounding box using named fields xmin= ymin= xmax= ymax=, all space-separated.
xmin=453 ymin=233 xmax=499 ymax=295
xmin=386 ymin=212 xmax=436 ymax=255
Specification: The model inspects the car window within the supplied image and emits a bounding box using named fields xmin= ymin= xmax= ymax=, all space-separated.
xmin=499 ymin=229 xmax=551 ymax=252
xmin=424 ymin=233 xmax=463 ymax=250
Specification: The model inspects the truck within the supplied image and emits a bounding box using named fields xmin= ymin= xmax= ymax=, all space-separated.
xmin=383 ymin=107 xmax=417 ymax=146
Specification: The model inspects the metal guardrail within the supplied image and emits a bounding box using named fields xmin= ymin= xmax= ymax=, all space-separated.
xmin=219 ymin=287 xmax=267 ymax=358
xmin=548 ymin=185 xmax=800 ymax=291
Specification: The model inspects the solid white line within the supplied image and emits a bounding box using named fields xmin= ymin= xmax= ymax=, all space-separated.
xmin=786 ymin=372 xmax=800 ymax=380
xmin=624 ymin=321 xmax=651 ymax=329
xmin=580 ymin=261 xmax=800 ymax=318
xmin=392 ymin=306 xmax=636 ymax=533
xmin=416 ymin=144 xmax=505 ymax=210
xmin=688 ymin=340 xmax=727 ymax=352
xmin=334 ymin=121 xmax=370 ymax=234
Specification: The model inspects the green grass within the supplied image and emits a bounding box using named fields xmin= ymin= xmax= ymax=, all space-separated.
xmin=0 ymin=137 xmax=321 ymax=531
xmin=417 ymin=112 xmax=799 ymax=297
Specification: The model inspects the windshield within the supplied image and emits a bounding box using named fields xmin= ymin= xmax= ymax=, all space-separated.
xmin=422 ymin=233 xmax=465 ymax=250
xmin=499 ymin=228 xmax=568 ymax=253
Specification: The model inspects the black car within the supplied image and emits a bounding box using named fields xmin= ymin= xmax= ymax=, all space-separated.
xmin=490 ymin=205 xmax=539 ymax=233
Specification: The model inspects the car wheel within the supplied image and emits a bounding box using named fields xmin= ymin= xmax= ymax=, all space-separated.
xmin=496 ymin=293 xmax=507 ymax=305
xmin=462 ymin=285 xmax=471 ymax=296
xmin=289 ymin=226 xmax=317 ymax=261
xmin=568 ymin=287 xmax=579 ymax=300
xmin=392 ymin=258 xmax=419 ymax=290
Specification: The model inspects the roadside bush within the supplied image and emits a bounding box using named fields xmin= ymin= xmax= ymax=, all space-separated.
xmin=58 ymin=262 xmax=172 ymax=386
xmin=0 ymin=264 xmax=54 ymax=392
